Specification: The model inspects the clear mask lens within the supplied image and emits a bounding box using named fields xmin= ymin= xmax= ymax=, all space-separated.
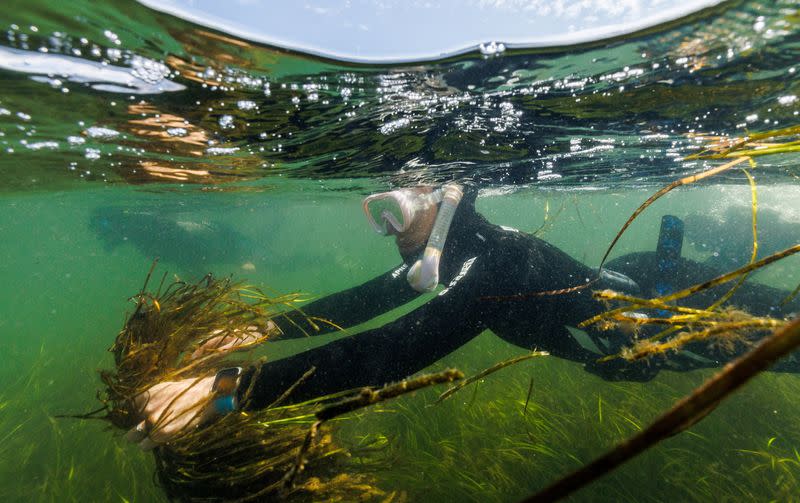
xmin=368 ymin=198 xmax=405 ymax=233
xmin=363 ymin=188 xmax=442 ymax=236
xmin=363 ymin=191 xmax=414 ymax=235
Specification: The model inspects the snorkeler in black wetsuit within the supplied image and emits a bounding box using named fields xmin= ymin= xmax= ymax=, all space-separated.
xmin=235 ymin=186 xmax=800 ymax=409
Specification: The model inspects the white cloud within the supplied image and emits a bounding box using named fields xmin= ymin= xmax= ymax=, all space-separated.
xmin=304 ymin=4 xmax=332 ymax=15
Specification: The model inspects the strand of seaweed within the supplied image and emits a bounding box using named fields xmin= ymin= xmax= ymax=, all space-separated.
xmin=685 ymin=124 xmax=800 ymax=160
xmin=581 ymin=245 xmax=797 ymax=361
xmin=279 ymin=368 xmax=464 ymax=495
xmin=433 ymin=351 xmax=549 ymax=404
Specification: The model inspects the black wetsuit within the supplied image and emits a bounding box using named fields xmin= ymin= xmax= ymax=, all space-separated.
xmin=237 ymin=200 xmax=799 ymax=408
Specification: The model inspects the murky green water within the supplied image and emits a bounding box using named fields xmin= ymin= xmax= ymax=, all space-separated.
xmin=1 ymin=0 xmax=799 ymax=501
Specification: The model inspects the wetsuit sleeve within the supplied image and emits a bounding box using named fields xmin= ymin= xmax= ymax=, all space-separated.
xmin=238 ymin=258 xmax=487 ymax=409
xmin=275 ymin=264 xmax=420 ymax=339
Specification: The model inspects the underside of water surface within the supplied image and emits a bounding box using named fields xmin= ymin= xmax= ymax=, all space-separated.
xmin=0 ymin=0 xmax=799 ymax=501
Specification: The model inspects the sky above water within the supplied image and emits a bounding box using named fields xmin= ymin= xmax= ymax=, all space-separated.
xmin=138 ymin=0 xmax=724 ymax=62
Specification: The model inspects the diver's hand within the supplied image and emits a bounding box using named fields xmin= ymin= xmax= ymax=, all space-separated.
xmin=126 ymin=324 xmax=267 ymax=449
xmin=126 ymin=376 xmax=215 ymax=450
xmin=189 ymin=321 xmax=276 ymax=359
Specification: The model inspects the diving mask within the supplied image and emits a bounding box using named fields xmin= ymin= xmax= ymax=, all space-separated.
xmin=362 ymin=187 xmax=443 ymax=235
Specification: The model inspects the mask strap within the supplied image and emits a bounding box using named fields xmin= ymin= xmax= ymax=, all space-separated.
xmin=407 ymin=184 xmax=463 ymax=292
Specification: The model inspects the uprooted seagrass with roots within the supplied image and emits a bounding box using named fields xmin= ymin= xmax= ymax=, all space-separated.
xmin=92 ymin=267 xmax=461 ymax=502
xmin=583 ymin=246 xmax=798 ymax=363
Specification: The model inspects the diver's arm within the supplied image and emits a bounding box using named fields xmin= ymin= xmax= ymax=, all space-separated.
xmin=275 ymin=264 xmax=420 ymax=339
xmin=238 ymin=262 xmax=487 ymax=408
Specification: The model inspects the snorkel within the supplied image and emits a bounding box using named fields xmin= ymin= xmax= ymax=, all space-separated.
xmin=407 ymin=183 xmax=463 ymax=292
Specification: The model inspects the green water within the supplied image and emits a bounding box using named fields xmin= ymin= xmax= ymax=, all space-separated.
xmin=1 ymin=184 xmax=799 ymax=501
xmin=1 ymin=0 xmax=800 ymax=500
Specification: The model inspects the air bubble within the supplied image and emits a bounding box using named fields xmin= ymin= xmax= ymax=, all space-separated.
xmin=130 ymin=56 xmax=169 ymax=84
xmin=167 ymin=127 xmax=188 ymax=137
xmin=206 ymin=146 xmax=240 ymax=155
xmin=85 ymin=126 xmax=120 ymax=139
xmin=219 ymin=115 xmax=235 ymax=129
xmin=479 ymin=41 xmax=506 ymax=56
